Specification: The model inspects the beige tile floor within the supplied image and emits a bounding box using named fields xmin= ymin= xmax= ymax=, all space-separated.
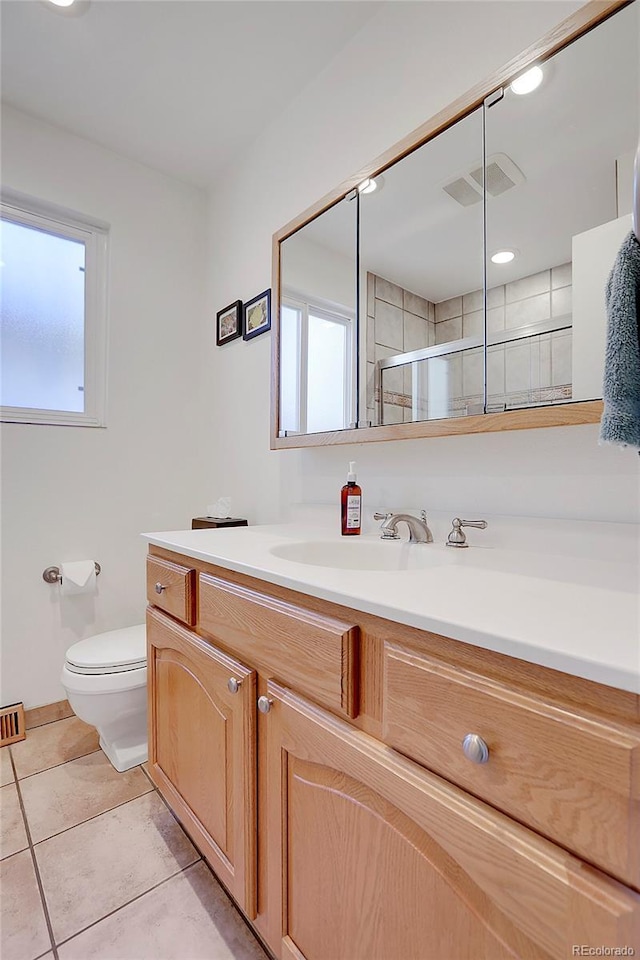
xmin=0 ymin=716 xmax=269 ymax=960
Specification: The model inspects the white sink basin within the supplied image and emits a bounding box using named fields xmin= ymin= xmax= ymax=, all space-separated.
xmin=269 ymin=539 xmax=452 ymax=571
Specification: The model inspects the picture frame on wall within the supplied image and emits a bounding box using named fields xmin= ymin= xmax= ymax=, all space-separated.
xmin=216 ymin=300 xmax=243 ymax=345
xmin=243 ymin=289 xmax=271 ymax=341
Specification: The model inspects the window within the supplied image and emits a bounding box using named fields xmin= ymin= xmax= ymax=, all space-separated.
xmin=280 ymin=293 xmax=353 ymax=434
xmin=1 ymin=190 xmax=108 ymax=426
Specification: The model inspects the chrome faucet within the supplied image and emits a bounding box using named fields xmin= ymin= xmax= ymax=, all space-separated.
xmin=373 ymin=511 xmax=434 ymax=543
xmin=446 ymin=518 xmax=487 ymax=547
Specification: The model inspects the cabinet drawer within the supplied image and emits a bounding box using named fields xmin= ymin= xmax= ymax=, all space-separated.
xmin=198 ymin=574 xmax=358 ymax=718
xmin=146 ymin=556 xmax=196 ymax=625
xmin=383 ymin=642 xmax=640 ymax=889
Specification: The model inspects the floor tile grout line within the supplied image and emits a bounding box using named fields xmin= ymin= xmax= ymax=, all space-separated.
xmin=139 ymin=763 xmax=154 ymax=788
xmin=31 ymin=782 xmax=155 ymax=848
xmin=24 ymin=713 xmax=75 ymax=733
xmin=11 ymin=750 xmax=268 ymax=958
xmin=9 ymin=749 xmax=60 ymax=960
xmin=139 ymin=766 xmax=270 ymax=956
xmin=138 ymin=763 xmax=206 ymax=853
xmin=17 ymin=755 xmax=203 ymax=952
xmin=1 ymin=745 xmax=17 ymax=788
xmin=53 ymin=858 xmax=203 ymax=950
xmin=13 ymin=745 xmax=101 ymax=783
xmin=198 ymin=855 xmax=273 ymax=959
xmin=36 ymin=755 xmax=267 ymax=959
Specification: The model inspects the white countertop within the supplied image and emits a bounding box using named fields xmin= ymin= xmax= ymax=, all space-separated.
xmin=143 ymin=521 xmax=640 ymax=694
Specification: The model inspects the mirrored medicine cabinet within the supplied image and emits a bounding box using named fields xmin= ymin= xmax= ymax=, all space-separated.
xmin=272 ymin=0 xmax=639 ymax=448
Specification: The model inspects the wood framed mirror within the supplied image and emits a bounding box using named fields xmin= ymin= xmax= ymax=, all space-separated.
xmin=271 ymin=0 xmax=637 ymax=449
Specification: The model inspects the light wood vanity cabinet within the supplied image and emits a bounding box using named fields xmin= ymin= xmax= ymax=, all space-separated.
xmin=146 ymin=555 xmax=196 ymax=625
xmin=198 ymin=573 xmax=359 ymax=719
xmin=265 ymin=682 xmax=638 ymax=960
xmin=146 ymin=546 xmax=640 ymax=958
xmin=146 ymin=605 xmax=257 ymax=916
xmin=383 ymin=643 xmax=640 ymax=889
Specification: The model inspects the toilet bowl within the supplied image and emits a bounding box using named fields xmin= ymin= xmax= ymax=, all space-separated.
xmin=61 ymin=624 xmax=148 ymax=773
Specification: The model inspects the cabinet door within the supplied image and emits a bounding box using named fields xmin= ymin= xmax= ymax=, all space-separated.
xmin=264 ymin=681 xmax=639 ymax=960
xmin=147 ymin=606 xmax=256 ymax=917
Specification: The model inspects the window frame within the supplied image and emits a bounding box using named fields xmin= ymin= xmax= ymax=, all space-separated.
xmin=1 ymin=189 xmax=109 ymax=427
xmin=281 ymin=290 xmax=354 ymax=435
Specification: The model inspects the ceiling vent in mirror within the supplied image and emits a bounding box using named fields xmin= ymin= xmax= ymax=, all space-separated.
xmin=470 ymin=153 xmax=526 ymax=197
xmin=444 ymin=153 xmax=526 ymax=207
xmin=442 ymin=177 xmax=483 ymax=207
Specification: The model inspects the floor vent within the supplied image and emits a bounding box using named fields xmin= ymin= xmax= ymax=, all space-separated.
xmin=0 ymin=702 xmax=26 ymax=746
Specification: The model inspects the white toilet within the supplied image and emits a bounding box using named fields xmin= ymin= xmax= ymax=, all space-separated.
xmin=61 ymin=624 xmax=148 ymax=773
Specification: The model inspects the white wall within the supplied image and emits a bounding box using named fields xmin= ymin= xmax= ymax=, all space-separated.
xmin=572 ymin=214 xmax=633 ymax=400
xmin=204 ymin=1 xmax=639 ymax=526
xmin=1 ymin=106 xmax=209 ymax=709
xmin=281 ymin=234 xmax=355 ymax=311
xmin=616 ymin=151 xmax=635 ymax=216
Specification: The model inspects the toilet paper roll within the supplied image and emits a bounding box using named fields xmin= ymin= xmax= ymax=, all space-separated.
xmin=61 ymin=561 xmax=97 ymax=596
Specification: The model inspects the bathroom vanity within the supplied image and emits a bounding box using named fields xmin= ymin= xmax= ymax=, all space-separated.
xmin=143 ymin=526 xmax=640 ymax=959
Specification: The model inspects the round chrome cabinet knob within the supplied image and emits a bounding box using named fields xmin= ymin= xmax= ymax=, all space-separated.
xmin=461 ymin=733 xmax=489 ymax=764
xmin=257 ymin=696 xmax=273 ymax=714
xmin=227 ymin=677 xmax=242 ymax=694
xmin=155 ymin=582 xmax=167 ymax=594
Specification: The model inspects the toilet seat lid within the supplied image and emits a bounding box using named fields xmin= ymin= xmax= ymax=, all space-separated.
xmin=65 ymin=625 xmax=146 ymax=674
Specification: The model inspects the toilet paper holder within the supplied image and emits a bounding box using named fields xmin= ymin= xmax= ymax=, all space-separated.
xmin=42 ymin=562 xmax=101 ymax=584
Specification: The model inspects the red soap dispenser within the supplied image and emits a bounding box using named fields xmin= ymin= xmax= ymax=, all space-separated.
xmin=341 ymin=461 xmax=362 ymax=536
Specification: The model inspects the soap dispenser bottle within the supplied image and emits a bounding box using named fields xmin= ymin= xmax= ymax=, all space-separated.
xmin=341 ymin=462 xmax=362 ymax=536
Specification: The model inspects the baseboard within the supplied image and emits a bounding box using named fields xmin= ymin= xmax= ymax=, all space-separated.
xmin=25 ymin=699 xmax=74 ymax=729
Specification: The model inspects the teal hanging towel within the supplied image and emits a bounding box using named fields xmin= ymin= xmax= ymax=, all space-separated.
xmin=599 ymin=231 xmax=640 ymax=451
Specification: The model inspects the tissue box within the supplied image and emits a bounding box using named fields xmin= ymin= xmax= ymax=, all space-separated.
xmin=191 ymin=517 xmax=248 ymax=530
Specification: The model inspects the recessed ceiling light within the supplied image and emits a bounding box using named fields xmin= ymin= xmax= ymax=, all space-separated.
xmin=358 ymin=178 xmax=377 ymax=195
xmin=510 ymin=66 xmax=544 ymax=96
xmin=491 ymin=250 xmax=516 ymax=265
xmin=48 ymin=0 xmax=76 ymax=6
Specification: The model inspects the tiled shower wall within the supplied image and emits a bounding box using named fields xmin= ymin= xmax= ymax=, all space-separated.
xmin=366 ymin=265 xmax=573 ymax=423
xmin=365 ymin=274 xmax=436 ymax=425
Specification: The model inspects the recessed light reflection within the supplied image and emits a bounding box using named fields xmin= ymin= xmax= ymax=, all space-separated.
xmin=358 ymin=178 xmax=377 ymax=195
xmin=510 ymin=66 xmax=544 ymax=96
xmin=491 ymin=250 xmax=516 ymax=265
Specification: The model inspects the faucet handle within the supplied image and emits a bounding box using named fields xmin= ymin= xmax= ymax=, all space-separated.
xmin=446 ymin=518 xmax=487 ymax=548
xmin=374 ymin=511 xmax=401 ymax=540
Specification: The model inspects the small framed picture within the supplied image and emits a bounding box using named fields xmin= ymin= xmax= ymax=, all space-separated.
xmin=243 ymin=289 xmax=271 ymax=341
xmin=216 ymin=300 xmax=243 ymax=345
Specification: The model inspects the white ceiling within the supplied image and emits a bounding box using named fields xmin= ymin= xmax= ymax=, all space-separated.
xmin=0 ymin=0 xmax=382 ymax=187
